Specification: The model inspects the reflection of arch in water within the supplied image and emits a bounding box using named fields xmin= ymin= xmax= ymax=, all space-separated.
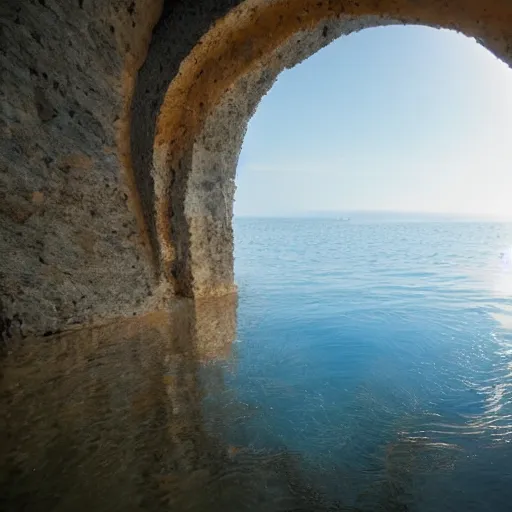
xmin=130 ymin=0 xmax=512 ymax=301
xmin=0 ymin=296 xmax=237 ymax=511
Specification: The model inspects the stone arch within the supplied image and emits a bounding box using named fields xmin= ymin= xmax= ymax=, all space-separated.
xmin=131 ymin=0 xmax=512 ymax=299
xmin=2 ymin=0 xmax=512 ymax=336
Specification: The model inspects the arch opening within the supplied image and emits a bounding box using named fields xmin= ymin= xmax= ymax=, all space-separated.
xmin=233 ymin=25 xmax=512 ymax=221
xmin=131 ymin=0 xmax=512 ymax=301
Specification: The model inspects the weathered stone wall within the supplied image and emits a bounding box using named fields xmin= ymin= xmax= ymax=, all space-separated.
xmin=1 ymin=0 xmax=512 ymax=335
xmin=0 ymin=0 xmax=163 ymax=337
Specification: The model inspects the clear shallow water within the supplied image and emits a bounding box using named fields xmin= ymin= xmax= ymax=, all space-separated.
xmin=2 ymin=219 xmax=512 ymax=511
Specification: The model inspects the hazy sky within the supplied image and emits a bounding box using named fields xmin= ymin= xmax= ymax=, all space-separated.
xmin=234 ymin=26 xmax=512 ymax=218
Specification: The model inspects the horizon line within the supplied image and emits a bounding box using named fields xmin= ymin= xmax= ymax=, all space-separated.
xmin=234 ymin=210 xmax=512 ymax=220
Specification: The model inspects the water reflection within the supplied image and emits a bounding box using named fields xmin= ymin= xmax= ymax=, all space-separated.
xmin=0 ymin=298 xmax=349 ymax=511
xmin=1 ymin=298 xmax=238 ymax=511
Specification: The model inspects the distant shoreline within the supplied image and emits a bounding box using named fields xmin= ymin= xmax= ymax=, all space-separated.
xmin=234 ymin=211 xmax=512 ymax=222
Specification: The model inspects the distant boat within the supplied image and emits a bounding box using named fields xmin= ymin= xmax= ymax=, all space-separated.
xmin=338 ymin=217 xmax=351 ymax=222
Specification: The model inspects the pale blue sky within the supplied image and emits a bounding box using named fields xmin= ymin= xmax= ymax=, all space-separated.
xmin=234 ymin=26 xmax=512 ymax=218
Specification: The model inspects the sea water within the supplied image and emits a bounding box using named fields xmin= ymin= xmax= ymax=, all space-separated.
xmin=1 ymin=218 xmax=512 ymax=511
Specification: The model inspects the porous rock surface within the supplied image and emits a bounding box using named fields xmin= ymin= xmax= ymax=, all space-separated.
xmin=0 ymin=0 xmax=162 ymax=337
